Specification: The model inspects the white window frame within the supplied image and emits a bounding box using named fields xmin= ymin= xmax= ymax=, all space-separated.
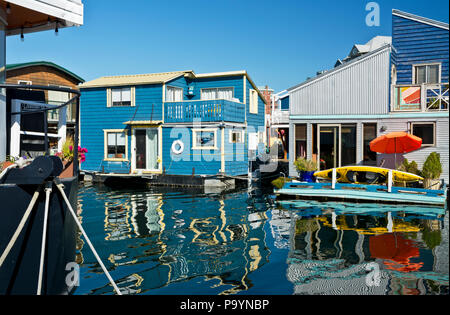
xmin=249 ymin=89 xmax=258 ymax=114
xmin=200 ymin=87 xmax=234 ymax=100
xmin=410 ymin=122 xmax=436 ymax=147
xmin=229 ymin=129 xmax=244 ymax=144
xmin=166 ymin=86 xmax=183 ymax=102
xmin=107 ymin=87 xmax=135 ymax=107
xmin=412 ymin=63 xmax=441 ymax=85
xmin=192 ymin=128 xmax=218 ymax=150
xmin=104 ymin=129 xmax=129 ymax=161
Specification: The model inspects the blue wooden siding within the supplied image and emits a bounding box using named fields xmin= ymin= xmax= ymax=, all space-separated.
xmin=80 ymin=84 xmax=163 ymax=173
xmin=392 ymin=14 xmax=449 ymax=84
xmin=162 ymin=127 xmax=222 ymax=176
xmin=225 ymin=127 xmax=248 ymax=176
xmin=165 ymin=75 xmax=189 ymax=99
xmin=280 ymin=96 xmax=289 ymax=110
xmin=190 ymin=76 xmax=245 ymax=102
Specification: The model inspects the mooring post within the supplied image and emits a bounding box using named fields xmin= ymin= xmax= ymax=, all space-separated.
xmin=388 ymin=170 xmax=393 ymax=193
xmin=331 ymin=168 xmax=337 ymax=190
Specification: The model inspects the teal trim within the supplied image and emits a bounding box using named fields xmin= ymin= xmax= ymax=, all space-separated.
xmin=290 ymin=112 xmax=449 ymax=120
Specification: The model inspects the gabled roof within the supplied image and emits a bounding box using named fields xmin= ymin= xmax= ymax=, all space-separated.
xmin=80 ymin=69 xmax=268 ymax=104
xmin=392 ymin=9 xmax=449 ymax=30
xmin=287 ymin=44 xmax=391 ymax=93
xmin=80 ymin=70 xmax=194 ymax=88
xmin=6 ymin=61 xmax=85 ymax=83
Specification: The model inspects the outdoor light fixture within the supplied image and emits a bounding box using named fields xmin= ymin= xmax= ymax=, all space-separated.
xmin=6 ymin=4 xmax=11 ymax=14
xmin=20 ymin=27 xmax=24 ymax=41
xmin=55 ymin=21 xmax=59 ymax=35
xmin=380 ymin=125 xmax=387 ymax=132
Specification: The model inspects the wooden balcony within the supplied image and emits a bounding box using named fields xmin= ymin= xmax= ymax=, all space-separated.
xmin=391 ymin=83 xmax=449 ymax=112
xmin=164 ymin=99 xmax=245 ymax=123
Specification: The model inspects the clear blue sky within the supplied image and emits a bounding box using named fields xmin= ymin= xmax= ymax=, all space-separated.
xmin=6 ymin=0 xmax=449 ymax=92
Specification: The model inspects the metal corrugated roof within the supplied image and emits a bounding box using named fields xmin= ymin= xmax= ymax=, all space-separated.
xmin=80 ymin=70 xmax=194 ymax=88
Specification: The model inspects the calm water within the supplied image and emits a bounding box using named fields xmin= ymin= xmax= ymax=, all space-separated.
xmin=74 ymin=183 xmax=448 ymax=295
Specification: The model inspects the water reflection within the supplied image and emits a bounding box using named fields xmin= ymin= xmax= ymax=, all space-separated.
xmin=76 ymin=184 xmax=271 ymax=295
xmin=76 ymin=183 xmax=448 ymax=295
xmin=280 ymin=200 xmax=448 ymax=295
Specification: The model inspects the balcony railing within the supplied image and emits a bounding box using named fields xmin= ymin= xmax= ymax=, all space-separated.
xmin=164 ymin=99 xmax=245 ymax=123
xmin=271 ymin=109 xmax=290 ymax=125
xmin=392 ymin=83 xmax=449 ymax=112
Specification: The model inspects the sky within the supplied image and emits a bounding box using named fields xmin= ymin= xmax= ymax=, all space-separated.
xmin=6 ymin=0 xmax=449 ymax=92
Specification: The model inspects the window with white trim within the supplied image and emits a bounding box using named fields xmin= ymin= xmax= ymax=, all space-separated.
xmin=192 ymin=129 xmax=217 ymax=150
xmin=249 ymin=89 xmax=258 ymax=114
xmin=105 ymin=130 xmax=128 ymax=159
xmin=229 ymin=129 xmax=243 ymax=143
xmin=413 ymin=64 xmax=440 ymax=85
xmin=201 ymin=87 xmax=234 ymax=100
xmin=411 ymin=122 xmax=435 ymax=147
xmin=111 ymin=87 xmax=132 ymax=106
xmin=166 ymin=86 xmax=183 ymax=102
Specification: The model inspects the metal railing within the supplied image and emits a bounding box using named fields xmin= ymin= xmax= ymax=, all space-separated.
xmin=391 ymin=82 xmax=449 ymax=112
xmin=1 ymin=83 xmax=81 ymax=174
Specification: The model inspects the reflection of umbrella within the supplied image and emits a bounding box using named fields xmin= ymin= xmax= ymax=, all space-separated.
xmin=370 ymin=132 xmax=422 ymax=167
xmin=369 ymin=233 xmax=423 ymax=272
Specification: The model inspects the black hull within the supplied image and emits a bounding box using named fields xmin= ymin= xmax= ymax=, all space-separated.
xmin=0 ymin=177 xmax=78 ymax=295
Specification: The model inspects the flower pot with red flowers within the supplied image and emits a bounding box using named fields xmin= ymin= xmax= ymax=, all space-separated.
xmin=54 ymin=137 xmax=88 ymax=178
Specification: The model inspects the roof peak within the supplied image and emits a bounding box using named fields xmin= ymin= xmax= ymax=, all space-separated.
xmin=392 ymin=9 xmax=449 ymax=30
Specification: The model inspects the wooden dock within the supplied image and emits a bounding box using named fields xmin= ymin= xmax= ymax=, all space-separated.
xmin=275 ymin=181 xmax=447 ymax=206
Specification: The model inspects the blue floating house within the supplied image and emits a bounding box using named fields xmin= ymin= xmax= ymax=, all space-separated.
xmin=79 ymin=70 xmax=266 ymax=182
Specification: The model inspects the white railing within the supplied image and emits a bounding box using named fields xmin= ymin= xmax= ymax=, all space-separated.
xmin=271 ymin=109 xmax=290 ymax=125
xmin=391 ymin=83 xmax=449 ymax=112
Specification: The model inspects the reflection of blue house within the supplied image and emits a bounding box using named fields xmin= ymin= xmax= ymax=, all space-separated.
xmin=80 ymin=70 xmax=266 ymax=180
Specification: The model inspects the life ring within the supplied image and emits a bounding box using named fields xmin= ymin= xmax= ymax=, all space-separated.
xmin=171 ymin=140 xmax=184 ymax=155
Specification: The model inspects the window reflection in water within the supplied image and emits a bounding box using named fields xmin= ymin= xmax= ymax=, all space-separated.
xmin=76 ymin=186 xmax=271 ymax=295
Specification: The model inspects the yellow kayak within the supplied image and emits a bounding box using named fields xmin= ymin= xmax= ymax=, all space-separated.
xmin=313 ymin=166 xmax=423 ymax=184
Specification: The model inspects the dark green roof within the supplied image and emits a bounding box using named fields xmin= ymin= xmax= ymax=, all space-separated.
xmin=6 ymin=61 xmax=85 ymax=83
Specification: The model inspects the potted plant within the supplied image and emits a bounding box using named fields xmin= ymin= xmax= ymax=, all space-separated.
xmin=421 ymin=152 xmax=442 ymax=190
xmin=396 ymin=158 xmax=420 ymax=187
xmin=55 ymin=137 xmax=88 ymax=178
xmin=294 ymin=157 xmax=318 ymax=182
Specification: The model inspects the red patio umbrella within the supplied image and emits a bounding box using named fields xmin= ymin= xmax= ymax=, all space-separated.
xmin=369 ymin=233 xmax=423 ymax=272
xmin=370 ymin=132 xmax=422 ymax=167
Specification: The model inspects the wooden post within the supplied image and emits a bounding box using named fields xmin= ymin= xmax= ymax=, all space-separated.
xmin=388 ymin=170 xmax=393 ymax=193
xmin=332 ymin=168 xmax=337 ymax=190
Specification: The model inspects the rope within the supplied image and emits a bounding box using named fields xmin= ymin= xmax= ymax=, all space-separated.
xmin=54 ymin=180 xmax=122 ymax=295
xmin=0 ymin=187 xmax=41 ymax=268
xmin=37 ymin=183 xmax=52 ymax=295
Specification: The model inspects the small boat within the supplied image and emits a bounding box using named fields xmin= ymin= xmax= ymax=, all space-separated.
xmin=313 ymin=166 xmax=423 ymax=184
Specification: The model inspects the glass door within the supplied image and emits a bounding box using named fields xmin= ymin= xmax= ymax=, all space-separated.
xmin=318 ymin=125 xmax=340 ymax=170
xmin=134 ymin=128 xmax=160 ymax=171
xmin=146 ymin=128 xmax=159 ymax=171
xmin=135 ymin=129 xmax=147 ymax=169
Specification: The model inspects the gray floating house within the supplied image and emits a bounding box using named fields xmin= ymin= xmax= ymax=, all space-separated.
xmin=286 ymin=9 xmax=449 ymax=183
